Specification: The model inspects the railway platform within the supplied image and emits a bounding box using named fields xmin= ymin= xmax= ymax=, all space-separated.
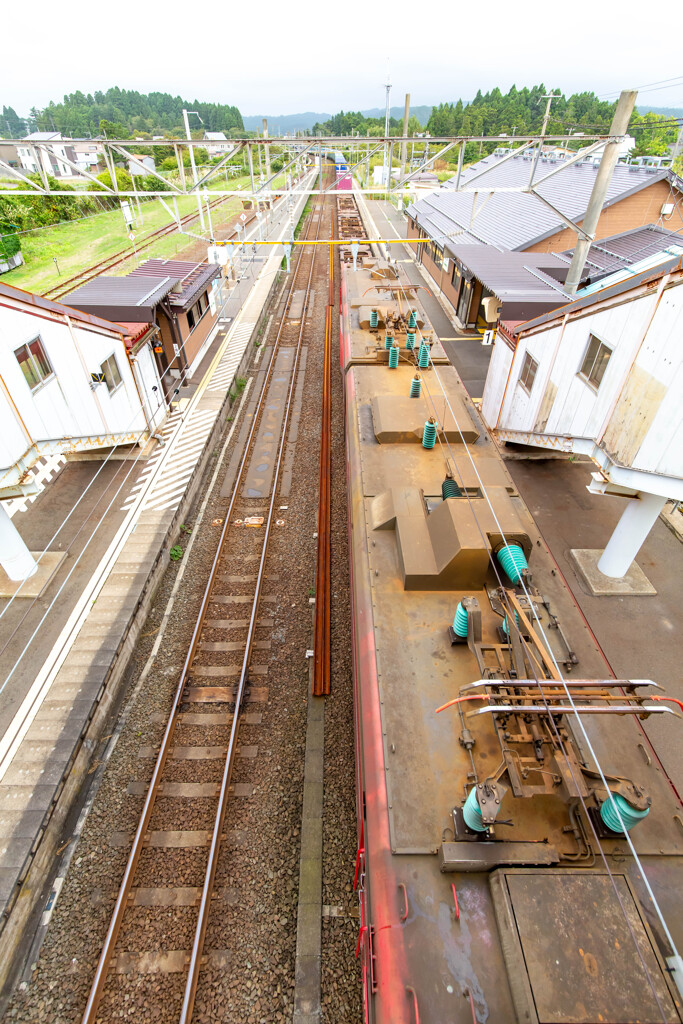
xmin=0 ymin=182 xmax=311 ymax=993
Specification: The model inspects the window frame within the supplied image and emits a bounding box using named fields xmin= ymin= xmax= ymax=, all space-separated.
xmin=14 ymin=336 xmax=55 ymax=392
xmin=100 ymin=353 xmax=123 ymax=395
xmin=518 ymin=350 xmax=539 ymax=394
xmin=579 ymin=333 xmax=612 ymax=392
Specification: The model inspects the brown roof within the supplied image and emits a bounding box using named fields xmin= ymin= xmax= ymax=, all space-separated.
xmin=129 ymin=259 xmax=220 ymax=311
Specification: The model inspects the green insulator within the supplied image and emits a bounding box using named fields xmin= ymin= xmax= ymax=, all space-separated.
xmin=501 ymin=611 xmax=520 ymax=636
xmin=497 ymin=544 xmax=528 ymax=584
xmin=463 ymin=787 xmax=488 ymax=832
xmin=408 ymin=310 xmax=418 ymax=329
xmin=384 ymin=334 xmax=393 ymax=350
xmin=406 ymin=332 xmax=416 ymax=350
xmin=442 ymin=478 xmax=462 ymax=499
xmin=388 ymin=345 xmax=399 ymax=369
xmin=422 ymin=419 xmax=437 ymax=449
xmin=418 ymin=343 xmax=430 ymax=368
xmin=370 ymin=310 xmax=379 ymax=329
xmin=410 ymin=375 xmax=421 ymax=398
xmin=453 ymin=601 xmax=468 ymax=637
xmin=600 ymin=793 xmax=650 ymax=834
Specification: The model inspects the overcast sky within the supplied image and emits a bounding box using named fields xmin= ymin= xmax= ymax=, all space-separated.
xmin=4 ymin=0 xmax=682 ymax=117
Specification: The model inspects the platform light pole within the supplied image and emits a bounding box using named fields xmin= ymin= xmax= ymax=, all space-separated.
xmin=183 ymin=109 xmax=206 ymax=231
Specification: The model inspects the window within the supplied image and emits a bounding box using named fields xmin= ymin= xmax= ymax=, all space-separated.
xmin=15 ymin=337 xmax=54 ymax=390
xmin=101 ymin=354 xmax=122 ymax=394
xmin=519 ymin=351 xmax=538 ymax=394
xmin=579 ymin=334 xmax=611 ymax=390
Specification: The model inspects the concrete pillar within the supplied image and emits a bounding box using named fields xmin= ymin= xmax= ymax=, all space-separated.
xmin=0 ymin=504 xmax=37 ymax=581
xmin=597 ymin=491 xmax=666 ymax=578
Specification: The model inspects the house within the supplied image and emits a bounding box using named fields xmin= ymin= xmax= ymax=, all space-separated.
xmin=442 ymin=224 xmax=683 ymax=329
xmin=479 ymin=253 xmax=683 ymax=583
xmin=0 ymin=281 xmax=166 ymax=580
xmin=65 ymin=258 xmax=222 ymax=396
xmin=406 ymin=151 xmax=683 ymax=327
xmin=203 ymin=132 xmax=232 ymax=156
xmin=16 ymin=132 xmax=78 ymax=179
xmin=72 ymin=141 xmax=104 ymax=175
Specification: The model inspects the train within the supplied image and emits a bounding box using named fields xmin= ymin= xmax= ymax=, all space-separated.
xmin=339 ymin=240 xmax=683 ymax=1022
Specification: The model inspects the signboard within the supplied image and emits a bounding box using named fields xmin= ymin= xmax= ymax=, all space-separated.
xmin=90 ymin=372 xmax=106 ymax=384
xmin=128 ymin=232 xmax=136 ymax=241
xmin=239 ymin=213 xmax=247 ymax=222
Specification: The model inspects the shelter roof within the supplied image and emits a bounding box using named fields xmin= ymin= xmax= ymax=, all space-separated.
xmin=0 ymin=280 xmax=133 ymax=339
xmin=65 ymin=274 xmax=177 ymax=321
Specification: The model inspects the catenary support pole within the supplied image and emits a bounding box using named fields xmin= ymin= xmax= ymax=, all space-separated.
xmin=564 ymin=89 xmax=638 ymax=294
xmin=0 ymin=504 xmax=37 ymax=581
xmin=400 ymin=93 xmax=410 ymax=180
xmin=183 ymin=109 xmax=206 ymax=231
xmin=597 ymin=491 xmax=666 ymax=578
xmin=262 ymin=119 xmax=271 ymax=182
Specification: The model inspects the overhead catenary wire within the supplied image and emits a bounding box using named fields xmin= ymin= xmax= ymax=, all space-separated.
xmin=385 ymin=254 xmax=680 ymax=1017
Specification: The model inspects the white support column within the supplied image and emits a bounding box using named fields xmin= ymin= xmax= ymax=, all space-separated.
xmin=597 ymin=492 xmax=667 ymax=579
xmin=0 ymin=504 xmax=37 ymax=581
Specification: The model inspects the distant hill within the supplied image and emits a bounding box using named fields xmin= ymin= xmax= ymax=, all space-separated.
xmin=242 ymin=105 xmax=433 ymax=134
xmin=242 ymin=112 xmax=331 ymax=133
xmin=637 ymin=106 xmax=683 ymax=117
xmin=360 ymin=105 xmax=433 ymax=126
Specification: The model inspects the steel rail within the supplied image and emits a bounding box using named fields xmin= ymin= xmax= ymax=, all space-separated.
xmin=80 ymin=184 xmax=328 ymax=1024
xmin=180 ymin=187 xmax=329 ymax=1022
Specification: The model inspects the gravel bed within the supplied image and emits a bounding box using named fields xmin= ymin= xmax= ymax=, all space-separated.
xmin=4 ymin=194 xmax=361 ymax=1024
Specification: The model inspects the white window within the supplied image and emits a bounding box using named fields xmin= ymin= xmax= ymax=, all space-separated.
xmin=15 ymin=337 xmax=54 ymax=391
xmin=101 ymin=353 xmax=123 ymax=394
xmin=579 ymin=334 xmax=611 ymax=391
xmin=518 ymin=351 xmax=538 ymax=394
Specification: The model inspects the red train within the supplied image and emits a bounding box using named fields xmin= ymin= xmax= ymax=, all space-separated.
xmin=340 ymin=249 xmax=683 ymax=1024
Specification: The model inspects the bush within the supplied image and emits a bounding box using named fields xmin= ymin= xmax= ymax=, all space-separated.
xmin=140 ymin=175 xmax=171 ymax=192
xmin=0 ymin=231 xmax=21 ymax=259
xmin=88 ymin=168 xmax=133 ymax=192
xmin=160 ymin=157 xmax=177 ymax=171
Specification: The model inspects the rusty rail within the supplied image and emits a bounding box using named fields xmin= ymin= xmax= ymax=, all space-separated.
xmin=81 ymin=188 xmax=328 ymax=1024
xmin=313 ymin=209 xmax=335 ymax=696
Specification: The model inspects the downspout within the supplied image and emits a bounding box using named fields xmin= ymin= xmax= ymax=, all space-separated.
xmin=494 ymin=331 xmax=524 ymax=430
xmin=160 ymin=298 xmax=188 ymax=375
xmin=0 ymin=372 xmax=33 ymax=449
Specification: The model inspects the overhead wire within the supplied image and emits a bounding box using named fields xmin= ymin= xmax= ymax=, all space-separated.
xmin=384 ymin=251 xmax=680 ymax=1016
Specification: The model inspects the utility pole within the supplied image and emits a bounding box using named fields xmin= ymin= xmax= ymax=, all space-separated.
xmin=399 ymin=93 xmax=410 ymax=181
xmin=183 ymin=108 xmax=205 ymax=231
xmin=528 ymin=92 xmax=561 ymax=185
xmin=564 ymin=89 xmax=638 ymax=294
xmin=383 ymin=72 xmax=392 ymax=188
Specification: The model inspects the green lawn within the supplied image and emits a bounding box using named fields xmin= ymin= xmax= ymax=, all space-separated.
xmin=5 ymin=172 xmax=252 ymax=295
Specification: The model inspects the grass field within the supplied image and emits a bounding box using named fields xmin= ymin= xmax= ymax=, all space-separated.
xmin=4 ymin=172 xmax=253 ymax=295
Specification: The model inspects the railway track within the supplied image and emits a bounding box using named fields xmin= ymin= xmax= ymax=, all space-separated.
xmin=43 ymin=197 xmax=230 ymax=302
xmin=80 ymin=190 xmax=331 ymax=1024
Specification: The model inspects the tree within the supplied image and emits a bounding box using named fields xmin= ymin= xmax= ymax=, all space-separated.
xmin=99 ymin=119 xmax=129 ymax=139
xmin=88 ymin=168 xmax=133 ymax=192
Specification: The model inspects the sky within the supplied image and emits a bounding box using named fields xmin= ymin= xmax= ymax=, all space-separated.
xmin=4 ymin=0 xmax=683 ymax=118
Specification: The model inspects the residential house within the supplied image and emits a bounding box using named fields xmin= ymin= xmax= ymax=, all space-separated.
xmin=16 ymin=132 xmax=78 ymax=179
xmin=0 ymin=281 xmax=166 ymax=578
xmin=406 ymin=151 xmax=683 ymax=328
xmin=65 ymin=258 xmax=222 ymax=396
xmin=479 ymin=253 xmax=683 ymax=581
xmin=203 ymin=132 xmax=232 ymax=157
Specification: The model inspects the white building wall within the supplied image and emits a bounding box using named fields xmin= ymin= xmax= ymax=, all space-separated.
xmin=0 ymin=301 xmax=151 ymax=469
xmin=484 ymin=278 xmax=683 ymax=481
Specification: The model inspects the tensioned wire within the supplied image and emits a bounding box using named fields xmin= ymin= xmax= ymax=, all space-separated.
xmin=386 ymin=256 xmax=679 ymax=1015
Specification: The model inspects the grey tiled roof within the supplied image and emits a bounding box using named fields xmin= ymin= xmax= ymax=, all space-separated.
xmin=407 ymin=153 xmax=673 ymax=252
xmin=559 ymin=224 xmax=683 ymax=280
